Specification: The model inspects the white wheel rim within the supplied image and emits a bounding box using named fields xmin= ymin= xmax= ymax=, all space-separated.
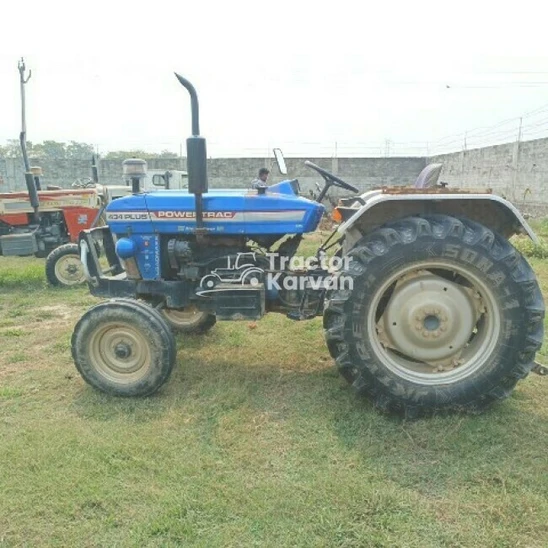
xmin=88 ymin=321 xmax=152 ymax=384
xmin=54 ymin=253 xmax=86 ymax=285
xmin=367 ymin=260 xmax=500 ymax=385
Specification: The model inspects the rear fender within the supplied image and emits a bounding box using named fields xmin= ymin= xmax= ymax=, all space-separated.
xmin=337 ymin=191 xmax=539 ymax=250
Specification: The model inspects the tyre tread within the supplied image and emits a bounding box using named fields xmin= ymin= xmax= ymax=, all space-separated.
xmin=324 ymin=214 xmax=545 ymax=417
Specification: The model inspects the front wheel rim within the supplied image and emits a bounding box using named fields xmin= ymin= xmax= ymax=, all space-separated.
xmin=367 ymin=260 xmax=500 ymax=385
xmin=54 ymin=254 xmax=86 ymax=285
xmin=88 ymin=322 xmax=152 ymax=384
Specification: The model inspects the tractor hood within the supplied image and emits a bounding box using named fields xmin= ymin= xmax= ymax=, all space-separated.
xmin=104 ymin=180 xmax=325 ymax=236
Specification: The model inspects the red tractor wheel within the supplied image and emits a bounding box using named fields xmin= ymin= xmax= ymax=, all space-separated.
xmin=45 ymin=244 xmax=87 ymax=287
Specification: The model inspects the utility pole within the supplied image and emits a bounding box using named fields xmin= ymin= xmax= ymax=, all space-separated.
xmin=511 ymin=117 xmax=523 ymax=203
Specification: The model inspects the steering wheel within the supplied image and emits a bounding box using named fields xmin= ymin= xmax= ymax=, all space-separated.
xmin=72 ymin=177 xmax=95 ymax=189
xmin=304 ymin=160 xmax=359 ymax=193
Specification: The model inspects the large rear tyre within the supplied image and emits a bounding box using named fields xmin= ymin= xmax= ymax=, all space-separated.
xmin=71 ymin=298 xmax=176 ymax=396
xmin=160 ymin=305 xmax=216 ymax=334
xmin=324 ymin=215 xmax=545 ymax=417
xmin=45 ymin=243 xmax=86 ymax=287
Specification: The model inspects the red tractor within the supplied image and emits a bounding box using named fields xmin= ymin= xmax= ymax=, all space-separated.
xmin=0 ymin=58 xmax=105 ymax=286
xmin=0 ymin=175 xmax=103 ymax=286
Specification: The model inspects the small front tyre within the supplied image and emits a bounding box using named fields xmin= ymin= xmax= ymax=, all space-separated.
xmin=45 ymin=243 xmax=86 ymax=287
xmin=71 ymin=299 xmax=176 ymax=396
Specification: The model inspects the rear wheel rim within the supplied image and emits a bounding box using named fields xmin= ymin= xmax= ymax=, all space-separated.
xmin=54 ymin=254 xmax=86 ymax=285
xmin=367 ymin=260 xmax=500 ymax=385
xmin=88 ymin=321 xmax=152 ymax=384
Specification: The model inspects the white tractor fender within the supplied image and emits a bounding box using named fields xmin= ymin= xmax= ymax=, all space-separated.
xmin=337 ymin=190 xmax=539 ymax=245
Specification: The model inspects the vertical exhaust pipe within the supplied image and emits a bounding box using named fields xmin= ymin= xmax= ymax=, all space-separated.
xmin=174 ymin=73 xmax=208 ymax=240
xmin=18 ymin=58 xmax=39 ymax=220
xmin=91 ymin=154 xmax=99 ymax=184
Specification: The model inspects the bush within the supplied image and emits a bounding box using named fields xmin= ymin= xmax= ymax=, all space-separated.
xmin=512 ymin=236 xmax=548 ymax=259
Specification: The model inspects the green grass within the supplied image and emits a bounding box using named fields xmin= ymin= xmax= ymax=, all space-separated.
xmin=0 ymin=256 xmax=45 ymax=287
xmin=1 ymin=245 xmax=548 ymax=547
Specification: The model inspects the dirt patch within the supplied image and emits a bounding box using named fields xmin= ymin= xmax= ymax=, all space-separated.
xmin=0 ymin=364 xmax=23 ymax=378
xmin=37 ymin=304 xmax=74 ymax=321
xmin=7 ymin=304 xmax=79 ymax=331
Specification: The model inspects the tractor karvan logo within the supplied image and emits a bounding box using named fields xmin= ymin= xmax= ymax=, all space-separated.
xmin=196 ymin=252 xmax=354 ymax=296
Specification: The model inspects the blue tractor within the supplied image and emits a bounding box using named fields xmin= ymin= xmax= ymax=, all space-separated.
xmin=71 ymin=73 xmax=545 ymax=417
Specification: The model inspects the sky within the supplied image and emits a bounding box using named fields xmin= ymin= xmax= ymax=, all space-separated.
xmin=1 ymin=0 xmax=548 ymax=158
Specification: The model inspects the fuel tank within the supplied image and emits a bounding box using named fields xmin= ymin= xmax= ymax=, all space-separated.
xmin=104 ymin=180 xmax=325 ymax=236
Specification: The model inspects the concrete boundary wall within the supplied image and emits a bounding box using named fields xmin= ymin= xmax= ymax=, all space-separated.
xmin=431 ymin=137 xmax=548 ymax=208
xmin=1 ymin=136 xmax=547 ymax=209
xmin=0 ymin=156 xmax=427 ymax=195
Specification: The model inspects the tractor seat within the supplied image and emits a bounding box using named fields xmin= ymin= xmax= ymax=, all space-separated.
xmin=413 ymin=163 xmax=443 ymax=189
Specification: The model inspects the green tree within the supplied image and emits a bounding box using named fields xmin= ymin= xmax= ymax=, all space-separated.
xmin=158 ymin=149 xmax=179 ymax=158
xmin=1 ymin=141 xmax=179 ymax=161
xmin=32 ymin=140 xmax=66 ymax=159
xmin=104 ymin=149 xmax=178 ymax=160
xmin=66 ymin=141 xmax=94 ymax=160
xmin=0 ymin=139 xmax=24 ymax=158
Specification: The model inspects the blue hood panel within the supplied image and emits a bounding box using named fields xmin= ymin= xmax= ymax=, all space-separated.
xmin=105 ymin=183 xmax=325 ymax=236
